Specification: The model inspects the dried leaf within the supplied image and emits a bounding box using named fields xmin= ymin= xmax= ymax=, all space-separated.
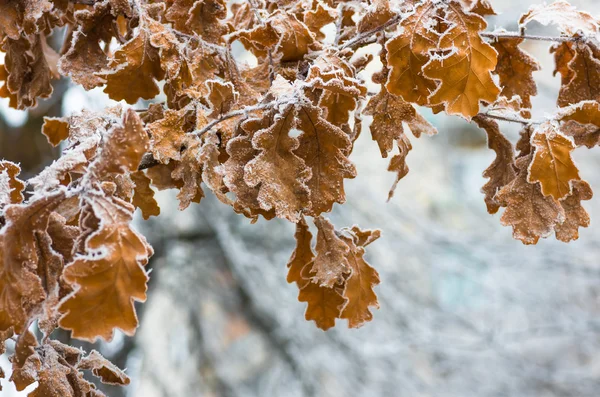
xmin=491 ymin=35 xmax=540 ymax=111
xmin=298 ymin=267 xmax=346 ymax=331
xmin=554 ymin=43 xmax=600 ymax=107
xmin=245 ymin=106 xmax=311 ymax=222
xmin=287 ymin=216 xmax=314 ymax=286
xmin=295 ymin=103 xmax=356 ymax=216
xmin=77 ymin=350 xmax=130 ymax=385
xmin=357 ymin=0 xmax=395 ymax=33
xmin=473 ymin=115 xmax=517 ymax=214
xmin=42 ymin=117 xmax=70 ymax=147
xmin=496 ymin=156 xmax=565 ymax=245
xmin=527 ymin=122 xmax=581 ymax=200
xmin=130 ymin=171 xmax=161 ymax=220
xmin=311 ymin=216 xmax=350 ymax=287
xmin=95 ymin=109 xmax=149 ymax=174
xmin=423 ymin=1 xmax=500 ymax=119
xmin=100 ymin=28 xmax=165 ymax=104
xmin=0 ymin=161 xmax=26 ymax=207
xmin=304 ymin=1 xmax=336 ymax=41
xmin=364 ymin=89 xmax=437 ymax=157
xmin=206 ymin=80 xmax=239 ymax=118
xmin=59 ymin=195 xmax=152 ymax=341
xmin=339 ymin=227 xmax=380 ymax=328
xmin=0 ymin=193 xmax=65 ymax=333
xmin=555 ymin=180 xmax=592 ymax=242
xmin=558 ymin=100 xmax=600 ymax=148
xmin=519 ymin=0 xmax=599 ymax=36
xmin=385 ymin=1 xmax=439 ymax=105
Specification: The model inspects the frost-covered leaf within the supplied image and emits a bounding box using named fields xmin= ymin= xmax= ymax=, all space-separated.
xmin=555 ymin=180 xmax=592 ymax=242
xmin=0 ymin=161 xmax=25 ymax=207
xmin=59 ymin=194 xmax=152 ymax=342
xmin=423 ymin=1 xmax=500 ymax=119
xmin=553 ymin=43 xmax=600 ymax=107
xmin=473 ymin=115 xmax=516 ymax=214
xmin=558 ymin=100 xmax=600 ymax=148
xmin=0 ymin=193 xmax=65 ymax=333
xmin=385 ymin=1 xmax=439 ymax=105
xmin=295 ymin=103 xmax=356 ymax=216
xmin=42 ymin=117 xmax=70 ymax=147
xmin=491 ymin=35 xmax=540 ymax=111
xmin=99 ymin=27 xmax=165 ymax=104
xmin=519 ymin=0 xmax=599 ymax=36
xmin=244 ymin=105 xmax=311 ymax=222
xmin=527 ymin=122 xmax=581 ymax=200
xmin=311 ymin=216 xmax=350 ymax=288
xmin=497 ymin=156 xmax=565 ymax=245
xmin=130 ymin=171 xmax=161 ymax=220
xmin=339 ymin=227 xmax=380 ymax=328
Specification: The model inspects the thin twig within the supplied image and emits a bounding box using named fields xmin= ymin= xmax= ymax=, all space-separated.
xmin=339 ymin=14 xmax=403 ymax=50
xmin=479 ymin=112 xmax=542 ymax=125
xmin=191 ymin=101 xmax=278 ymax=137
xmin=481 ymin=31 xmax=581 ymax=43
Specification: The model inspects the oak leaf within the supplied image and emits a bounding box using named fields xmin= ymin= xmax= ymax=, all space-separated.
xmin=553 ymin=43 xmax=600 ymax=107
xmin=558 ymin=100 xmax=600 ymax=148
xmin=206 ymin=80 xmax=239 ymax=118
xmin=0 ymin=161 xmax=26 ymax=206
xmin=304 ymin=0 xmax=336 ymax=41
xmin=42 ymin=117 xmax=70 ymax=147
xmin=491 ymin=35 xmax=540 ymax=111
xmin=295 ymin=103 xmax=357 ymax=216
xmin=165 ymin=0 xmax=227 ymax=43
xmin=423 ymin=1 xmax=500 ymax=118
xmin=58 ymin=0 xmax=119 ymax=90
xmin=0 ymin=193 xmax=65 ymax=333
xmin=519 ymin=0 xmax=599 ymax=36
xmin=99 ymin=27 xmax=165 ymax=104
xmin=244 ymin=106 xmax=311 ymax=222
xmin=339 ymin=227 xmax=380 ymax=328
xmin=385 ymin=1 xmax=439 ymax=105
xmin=311 ymin=216 xmax=350 ymax=287
xmin=298 ymin=270 xmax=346 ymax=331
xmin=130 ymin=171 xmax=161 ymax=220
xmin=555 ymin=180 xmax=592 ymax=242
xmin=496 ymin=156 xmax=565 ymax=245
xmin=223 ymin=118 xmax=277 ymax=222
xmin=473 ymin=115 xmax=517 ymax=214
xmin=58 ymin=195 xmax=152 ymax=341
xmin=287 ymin=216 xmax=314 ymax=287
xmin=527 ymin=122 xmax=581 ymax=200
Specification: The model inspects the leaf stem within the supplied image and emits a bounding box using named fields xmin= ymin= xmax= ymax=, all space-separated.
xmin=191 ymin=101 xmax=278 ymax=137
xmin=479 ymin=112 xmax=542 ymax=125
xmin=480 ymin=31 xmax=581 ymax=43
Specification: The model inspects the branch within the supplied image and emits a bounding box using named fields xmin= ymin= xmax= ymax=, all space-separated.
xmin=478 ymin=112 xmax=542 ymax=125
xmin=481 ymin=31 xmax=582 ymax=43
xmin=191 ymin=101 xmax=278 ymax=137
xmin=339 ymin=14 xmax=402 ymax=50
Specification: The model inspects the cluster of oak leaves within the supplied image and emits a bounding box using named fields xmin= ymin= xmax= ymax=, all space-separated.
xmin=0 ymin=0 xmax=600 ymax=394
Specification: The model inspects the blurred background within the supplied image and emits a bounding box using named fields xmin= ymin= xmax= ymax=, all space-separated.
xmin=2 ymin=0 xmax=600 ymax=396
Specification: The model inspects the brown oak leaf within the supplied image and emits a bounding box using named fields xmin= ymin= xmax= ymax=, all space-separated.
xmin=555 ymin=180 xmax=593 ymax=242
xmin=527 ymin=122 xmax=581 ymax=200
xmin=558 ymin=100 xmax=600 ymax=148
xmin=385 ymin=0 xmax=439 ymax=105
xmin=42 ymin=117 xmax=70 ymax=147
xmin=496 ymin=156 xmax=565 ymax=245
xmin=58 ymin=194 xmax=153 ymax=341
xmin=130 ymin=171 xmax=161 ymax=220
xmin=287 ymin=216 xmax=315 ymax=287
xmin=553 ymin=43 xmax=600 ymax=107
xmin=0 ymin=161 xmax=26 ymax=207
xmin=244 ymin=106 xmax=311 ymax=222
xmin=473 ymin=115 xmax=517 ymax=214
xmin=0 ymin=193 xmax=65 ymax=333
xmin=295 ymin=103 xmax=357 ymax=216
xmin=491 ymin=35 xmax=540 ymax=111
xmin=311 ymin=216 xmax=350 ymax=287
xmin=339 ymin=227 xmax=381 ymax=328
xmin=99 ymin=27 xmax=165 ymax=104
xmin=423 ymin=1 xmax=500 ymax=118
